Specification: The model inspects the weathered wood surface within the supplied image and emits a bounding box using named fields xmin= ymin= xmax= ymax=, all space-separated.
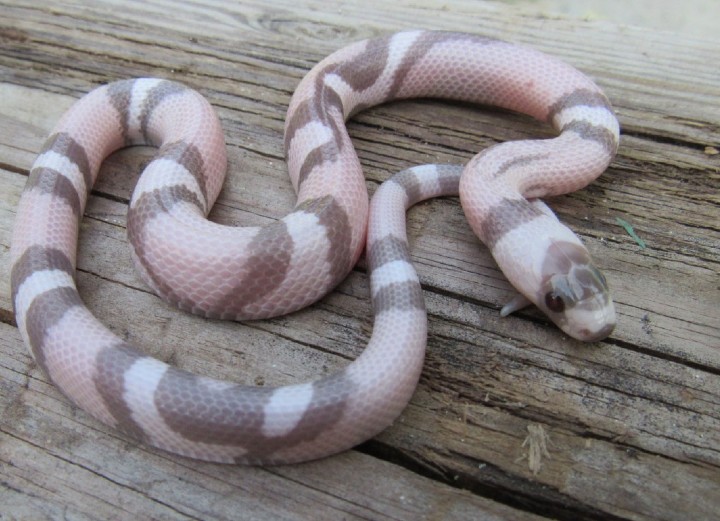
xmin=1 ymin=1 xmax=718 ymax=520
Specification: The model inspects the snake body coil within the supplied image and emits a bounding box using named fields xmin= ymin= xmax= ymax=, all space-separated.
xmin=11 ymin=31 xmax=618 ymax=464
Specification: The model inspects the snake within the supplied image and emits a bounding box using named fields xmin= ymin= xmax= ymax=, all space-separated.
xmin=10 ymin=30 xmax=619 ymax=464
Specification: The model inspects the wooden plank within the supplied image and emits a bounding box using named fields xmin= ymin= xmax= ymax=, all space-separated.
xmin=2 ymin=320 xmax=542 ymax=521
xmin=1 ymin=1 xmax=719 ymax=520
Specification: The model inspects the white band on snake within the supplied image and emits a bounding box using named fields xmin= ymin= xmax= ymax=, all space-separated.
xmin=10 ymin=30 xmax=619 ymax=464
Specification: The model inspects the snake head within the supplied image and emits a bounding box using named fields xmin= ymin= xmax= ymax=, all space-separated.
xmin=536 ymin=240 xmax=615 ymax=342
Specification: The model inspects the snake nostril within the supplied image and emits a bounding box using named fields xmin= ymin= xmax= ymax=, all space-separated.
xmin=580 ymin=323 xmax=615 ymax=342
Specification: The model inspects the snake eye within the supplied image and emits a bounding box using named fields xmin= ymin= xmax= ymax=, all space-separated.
xmin=545 ymin=292 xmax=566 ymax=313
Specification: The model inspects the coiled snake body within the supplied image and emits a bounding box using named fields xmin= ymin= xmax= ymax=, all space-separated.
xmin=10 ymin=31 xmax=619 ymax=464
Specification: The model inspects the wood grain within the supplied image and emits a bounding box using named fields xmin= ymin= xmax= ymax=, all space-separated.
xmin=1 ymin=1 xmax=718 ymax=520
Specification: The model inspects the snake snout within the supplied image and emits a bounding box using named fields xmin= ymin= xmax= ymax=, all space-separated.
xmin=578 ymin=321 xmax=616 ymax=342
xmin=567 ymin=293 xmax=616 ymax=341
